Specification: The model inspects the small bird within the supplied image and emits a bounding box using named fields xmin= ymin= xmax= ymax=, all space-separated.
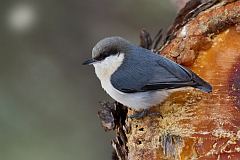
xmin=83 ymin=37 xmax=212 ymax=118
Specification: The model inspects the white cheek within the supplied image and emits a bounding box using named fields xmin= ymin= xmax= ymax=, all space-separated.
xmin=93 ymin=53 xmax=124 ymax=80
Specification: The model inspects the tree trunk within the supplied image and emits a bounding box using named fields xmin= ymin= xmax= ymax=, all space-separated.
xmin=99 ymin=0 xmax=240 ymax=159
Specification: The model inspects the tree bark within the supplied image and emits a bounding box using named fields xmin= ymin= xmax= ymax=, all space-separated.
xmin=99 ymin=0 xmax=240 ymax=159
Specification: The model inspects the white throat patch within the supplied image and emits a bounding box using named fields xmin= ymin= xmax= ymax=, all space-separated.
xmin=93 ymin=53 xmax=124 ymax=81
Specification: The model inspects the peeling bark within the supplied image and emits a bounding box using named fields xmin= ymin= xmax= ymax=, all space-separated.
xmin=162 ymin=0 xmax=240 ymax=65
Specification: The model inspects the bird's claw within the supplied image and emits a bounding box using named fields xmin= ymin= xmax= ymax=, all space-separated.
xmin=128 ymin=109 xmax=163 ymax=119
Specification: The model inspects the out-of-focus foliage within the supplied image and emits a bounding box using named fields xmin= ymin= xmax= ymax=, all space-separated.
xmin=0 ymin=1 xmax=176 ymax=159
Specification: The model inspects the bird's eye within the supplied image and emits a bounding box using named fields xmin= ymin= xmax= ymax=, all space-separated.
xmin=95 ymin=53 xmax=107 ymax=61
xmin=108 ymin=49 xmax=119 ymax=55
xmin=94 ymin=49 xmax=119 ymax=61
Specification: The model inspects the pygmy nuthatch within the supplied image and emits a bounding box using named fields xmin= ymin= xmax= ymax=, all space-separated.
xmin=83 ymin=37 xmax=212 ymax=118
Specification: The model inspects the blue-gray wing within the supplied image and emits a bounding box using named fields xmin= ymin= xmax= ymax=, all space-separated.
xmin=111 ymin=47 xmax=212 ymax=93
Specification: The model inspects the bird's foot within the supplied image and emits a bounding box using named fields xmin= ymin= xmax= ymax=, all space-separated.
xmin=128 ymin=109 xmax=162 ymax=119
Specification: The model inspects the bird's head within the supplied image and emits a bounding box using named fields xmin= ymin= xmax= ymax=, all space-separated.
xmin=83 ymin=36 xmax=134 ymax=80
xmin=83 ymin=36 xmax=131 ymax=65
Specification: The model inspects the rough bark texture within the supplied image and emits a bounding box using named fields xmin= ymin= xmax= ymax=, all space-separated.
xmin=99 ymin=0 xmax=240 ymax=159
xmin=128 ymin=27 xmax=240 ymax=160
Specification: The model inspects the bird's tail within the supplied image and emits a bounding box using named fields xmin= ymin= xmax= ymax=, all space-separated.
xmin=192 ymin=74 xmax=212 ymax=93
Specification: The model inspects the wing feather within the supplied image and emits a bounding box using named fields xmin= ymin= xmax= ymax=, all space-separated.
xmin=111 ymin=47 xmax=211 ymax=93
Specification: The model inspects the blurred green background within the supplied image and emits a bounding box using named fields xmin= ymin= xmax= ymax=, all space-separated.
xmin=0 ymin=1 xmax=177 ymax=160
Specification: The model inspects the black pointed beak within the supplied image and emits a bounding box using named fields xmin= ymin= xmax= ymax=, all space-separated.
xmin=82 ymin=58 xmax=96 ymax=65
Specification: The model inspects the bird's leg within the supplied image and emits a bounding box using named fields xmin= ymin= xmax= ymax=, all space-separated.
xmin=148 ymin=111 xmax=163 ymax=118
xmin=128 ymin=109 xmax=148 ymax=119
xmin=128 ymin=109 xmax=163 ymax=119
